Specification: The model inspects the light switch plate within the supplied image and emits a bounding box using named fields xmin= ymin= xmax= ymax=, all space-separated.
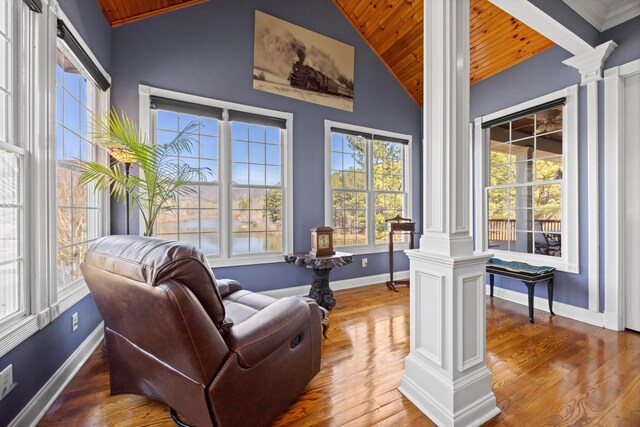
xmin=72 ymin=312 xmax=79 ymax=332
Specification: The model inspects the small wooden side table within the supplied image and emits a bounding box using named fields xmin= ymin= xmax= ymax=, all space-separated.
xmin=385 ymin=216 xmax=415 ymax=291
xmin=283 ymin=252 xmax=353 ymax=310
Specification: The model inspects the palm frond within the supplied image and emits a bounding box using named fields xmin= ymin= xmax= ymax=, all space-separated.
xmin=81 ymin=110 xmax=212 ymax=236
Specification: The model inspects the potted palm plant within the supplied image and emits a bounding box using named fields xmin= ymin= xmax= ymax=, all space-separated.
xmin=77 ymin=108 xmax=207 ymax=236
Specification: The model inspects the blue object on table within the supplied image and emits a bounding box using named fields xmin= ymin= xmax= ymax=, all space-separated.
xmin=486 ymin=258 xmax=556 ymax=323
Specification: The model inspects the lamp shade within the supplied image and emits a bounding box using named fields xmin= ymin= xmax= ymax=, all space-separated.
xmin=107 ymin=147 xmax=137 ymax=164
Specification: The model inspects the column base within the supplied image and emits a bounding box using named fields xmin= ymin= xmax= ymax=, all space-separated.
xmin=400 ymin=354 xmax=499 ymax=427
xmin=401 ymin=249 xmax=499 ymax=426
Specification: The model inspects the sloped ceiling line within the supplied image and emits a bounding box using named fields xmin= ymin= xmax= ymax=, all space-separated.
xmin=96 ymin=0 xmax=555 ymax=107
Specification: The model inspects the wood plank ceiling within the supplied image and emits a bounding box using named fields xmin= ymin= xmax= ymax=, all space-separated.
xmin=96 ymin=0 xmax=208 ymax=27
xmin=96 ymin=0 xmax=554 ymax=106
xmin=333 ymin=0 xmax=554 ymax=105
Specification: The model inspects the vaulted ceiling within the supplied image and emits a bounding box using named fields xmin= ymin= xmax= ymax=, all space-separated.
xmin=96 ymin=0 xmax=555 ymax=106
xmin=332 ymin=0 xmax=555 ymax=105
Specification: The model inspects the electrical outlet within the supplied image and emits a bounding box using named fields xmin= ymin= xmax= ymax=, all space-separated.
xmin=0 ymin=364 xmax=15 ymax=401
xmin=362 ymin=258 xmax=368 ymax=267
xmin=72 ymin=312 xmax=79 ymax=332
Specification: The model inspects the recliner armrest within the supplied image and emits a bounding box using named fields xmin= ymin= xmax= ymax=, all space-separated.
xmin=216 ymin=278 xmax=243 ymax=298
xmin=226 ymin=297 xmax=311 ymax=367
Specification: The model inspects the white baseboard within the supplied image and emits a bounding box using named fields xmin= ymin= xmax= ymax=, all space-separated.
xmin=10 ymin=322 xmax=104 ymax=427
xmin=487 ymin=285 xmax=605 ymax=327
xmin=260 ymin=270 xmax=408 ymax=299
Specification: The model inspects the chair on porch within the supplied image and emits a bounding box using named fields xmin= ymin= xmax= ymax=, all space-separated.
xmin=534 ymin=221 xmax=561 ymax=256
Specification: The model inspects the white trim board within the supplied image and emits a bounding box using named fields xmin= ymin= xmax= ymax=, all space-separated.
xmin=603 ymin=58 xmax=640 ymax=331
xmin=587 ymin=82 xmax=599 ymax=312
xmin=260 ymin=271 xmax=409 ymax=299
xmin=487 ymin=286 xmax=604 ymax=327
xmin=488 ymin=0 xmax=593 ymax=56
xmin=9 ymin=322 xmax=104 ymax=427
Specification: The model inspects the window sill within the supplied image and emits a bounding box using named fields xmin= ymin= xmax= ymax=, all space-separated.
xmin=207 ymin=254 xmax=285 ymax=268
xmin=58 ymin=280 xmax=92 ymax=314
xmin=0 ymin=314 xmax=39 ymax=359
xmin=335 ymin=243 xmax=410 ymax=256
xmin=483 ymin=249 xmax=579 ymax=274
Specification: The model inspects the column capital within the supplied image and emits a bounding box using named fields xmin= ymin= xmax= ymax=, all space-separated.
xmin=563 ymin=40 xmax=618 ymax=85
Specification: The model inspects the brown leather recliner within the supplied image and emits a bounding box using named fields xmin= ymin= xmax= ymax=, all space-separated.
xmin=81 ymin=235 xmax=322 ymax=427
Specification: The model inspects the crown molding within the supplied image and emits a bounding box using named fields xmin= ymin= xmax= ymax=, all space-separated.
xmin=562 ymin=0 xmax=640 ymax=32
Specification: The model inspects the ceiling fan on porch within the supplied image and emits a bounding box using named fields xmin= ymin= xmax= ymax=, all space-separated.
xmin=535 ymin=109 xmax=563 ymax=133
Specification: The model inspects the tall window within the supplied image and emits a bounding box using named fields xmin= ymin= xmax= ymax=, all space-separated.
xmin=147 ymin=91 xmax=290 ymax=264
xmin=485 ymin=103 xmax=564 ymax=257
xmin=155 ymin=108 xmax=221 ymax=254
xmin=330 ymin=132 xmax=367 ymax=246
xmin=326 ymin=122 xmax=411 ymax=251
xmin=0 ymin=0 xmax=25 ymax=324
xmin=230 ymin=119 xmax=283 ymax=254
xmin=476 ymin=90 xmax=578 ymax=272
xmin=55 ymin=45 xmax=103 ymax=289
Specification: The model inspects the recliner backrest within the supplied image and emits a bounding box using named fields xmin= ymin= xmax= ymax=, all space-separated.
xmin=83 ymin=235 xmax=227 ymax=327
xmin=81 ymin=236 xmax=230 ymax=384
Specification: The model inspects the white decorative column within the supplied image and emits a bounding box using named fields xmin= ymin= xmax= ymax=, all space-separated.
xmin=562 ymin=41 xmax=617 ymax=313
xmin=398 ymin=1 xmax=499 ymax=426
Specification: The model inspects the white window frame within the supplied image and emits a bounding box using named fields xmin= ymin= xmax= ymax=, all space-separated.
xmin=474 ymin=85 xmax=579 ymax=273
xmin=54 ymin=39 xmax=109 ymax=296
xmin=139 ymin=84 xmax=293 ymax=268
xmin=323 ymin=120 xmax=413 ymax=255
xmin=0 ymin=2 xmax=111 ymax=359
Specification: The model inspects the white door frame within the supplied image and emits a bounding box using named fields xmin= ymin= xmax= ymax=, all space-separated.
xmin=603 ymin=58 xmax=640 ymax=331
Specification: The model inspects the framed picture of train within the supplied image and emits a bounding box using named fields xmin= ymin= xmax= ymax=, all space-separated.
xmin=253 ymin=11 xmax=355 ymax=112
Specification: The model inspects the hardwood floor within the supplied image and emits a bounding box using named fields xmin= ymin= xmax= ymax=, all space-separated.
xmin=40 ymin=284 xmax=640 ymax=426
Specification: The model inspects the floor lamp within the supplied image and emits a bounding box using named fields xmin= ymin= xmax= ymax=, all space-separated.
xmin=109 ymin=149 xmax=136 ymax=235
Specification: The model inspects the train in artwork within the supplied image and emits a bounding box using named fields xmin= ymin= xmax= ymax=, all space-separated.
xmin=288 ymin=60 xmax=354 ymax=99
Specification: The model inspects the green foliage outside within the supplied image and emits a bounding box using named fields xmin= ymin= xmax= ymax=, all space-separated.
xmin=487 ymin=150 xmax=562 ymax=222
xmin=331 ymin=135 xmax=405 ymax=245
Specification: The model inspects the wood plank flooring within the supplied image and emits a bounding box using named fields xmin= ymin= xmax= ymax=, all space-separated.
xmin=39 ymin=284 xmax=640 ymax=426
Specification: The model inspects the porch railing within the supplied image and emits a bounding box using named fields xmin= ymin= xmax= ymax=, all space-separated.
xmin=488 ymin=219 xmax=561 ymax=241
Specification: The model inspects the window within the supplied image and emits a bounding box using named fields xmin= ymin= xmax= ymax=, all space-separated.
xmin=325 ymin=121 xmax=411 ymax=252
xmin=143 ymin=87 xmax=291 ymax=266
xmin=229 ymin=119 xmax=284 ymax=255
xmin=486 ymin=103 xmax=563 ymax=256
xmin=0 ymin=0 xmax=26 ymax=325
xmin=55 ymin=45 xmax=104 ymax=289
xmin=0 ymin=149 xmax=24 ymax=324
xmin=0 ymin=2 xmax=111 ymax=357
xmin=474 ymin=86 xmax=579 ymax=272
xmin=155 ymin=108 xmax=221 ymax=254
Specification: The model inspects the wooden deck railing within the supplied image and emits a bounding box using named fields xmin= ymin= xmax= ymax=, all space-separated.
xmin=488 ymin=219 xmax=561 ymax=241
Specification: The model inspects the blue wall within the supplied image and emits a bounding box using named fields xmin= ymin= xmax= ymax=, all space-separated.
xmin=601 ymin=16 xmax=640 ymax=67
xmin=0 ymin=296 xmax=102 ymax=426
xmin=470 ymin=46 xmax=589 ymax=308
xmin=0 ymin=1 xmax=109 ymax=424
xmin=470 ymin=12 xmax=640 ymax=310
xmin=109 ymin=0 xmax=423 ymax=291
xmin=58 ymin=0 xmax=112 ymax=73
